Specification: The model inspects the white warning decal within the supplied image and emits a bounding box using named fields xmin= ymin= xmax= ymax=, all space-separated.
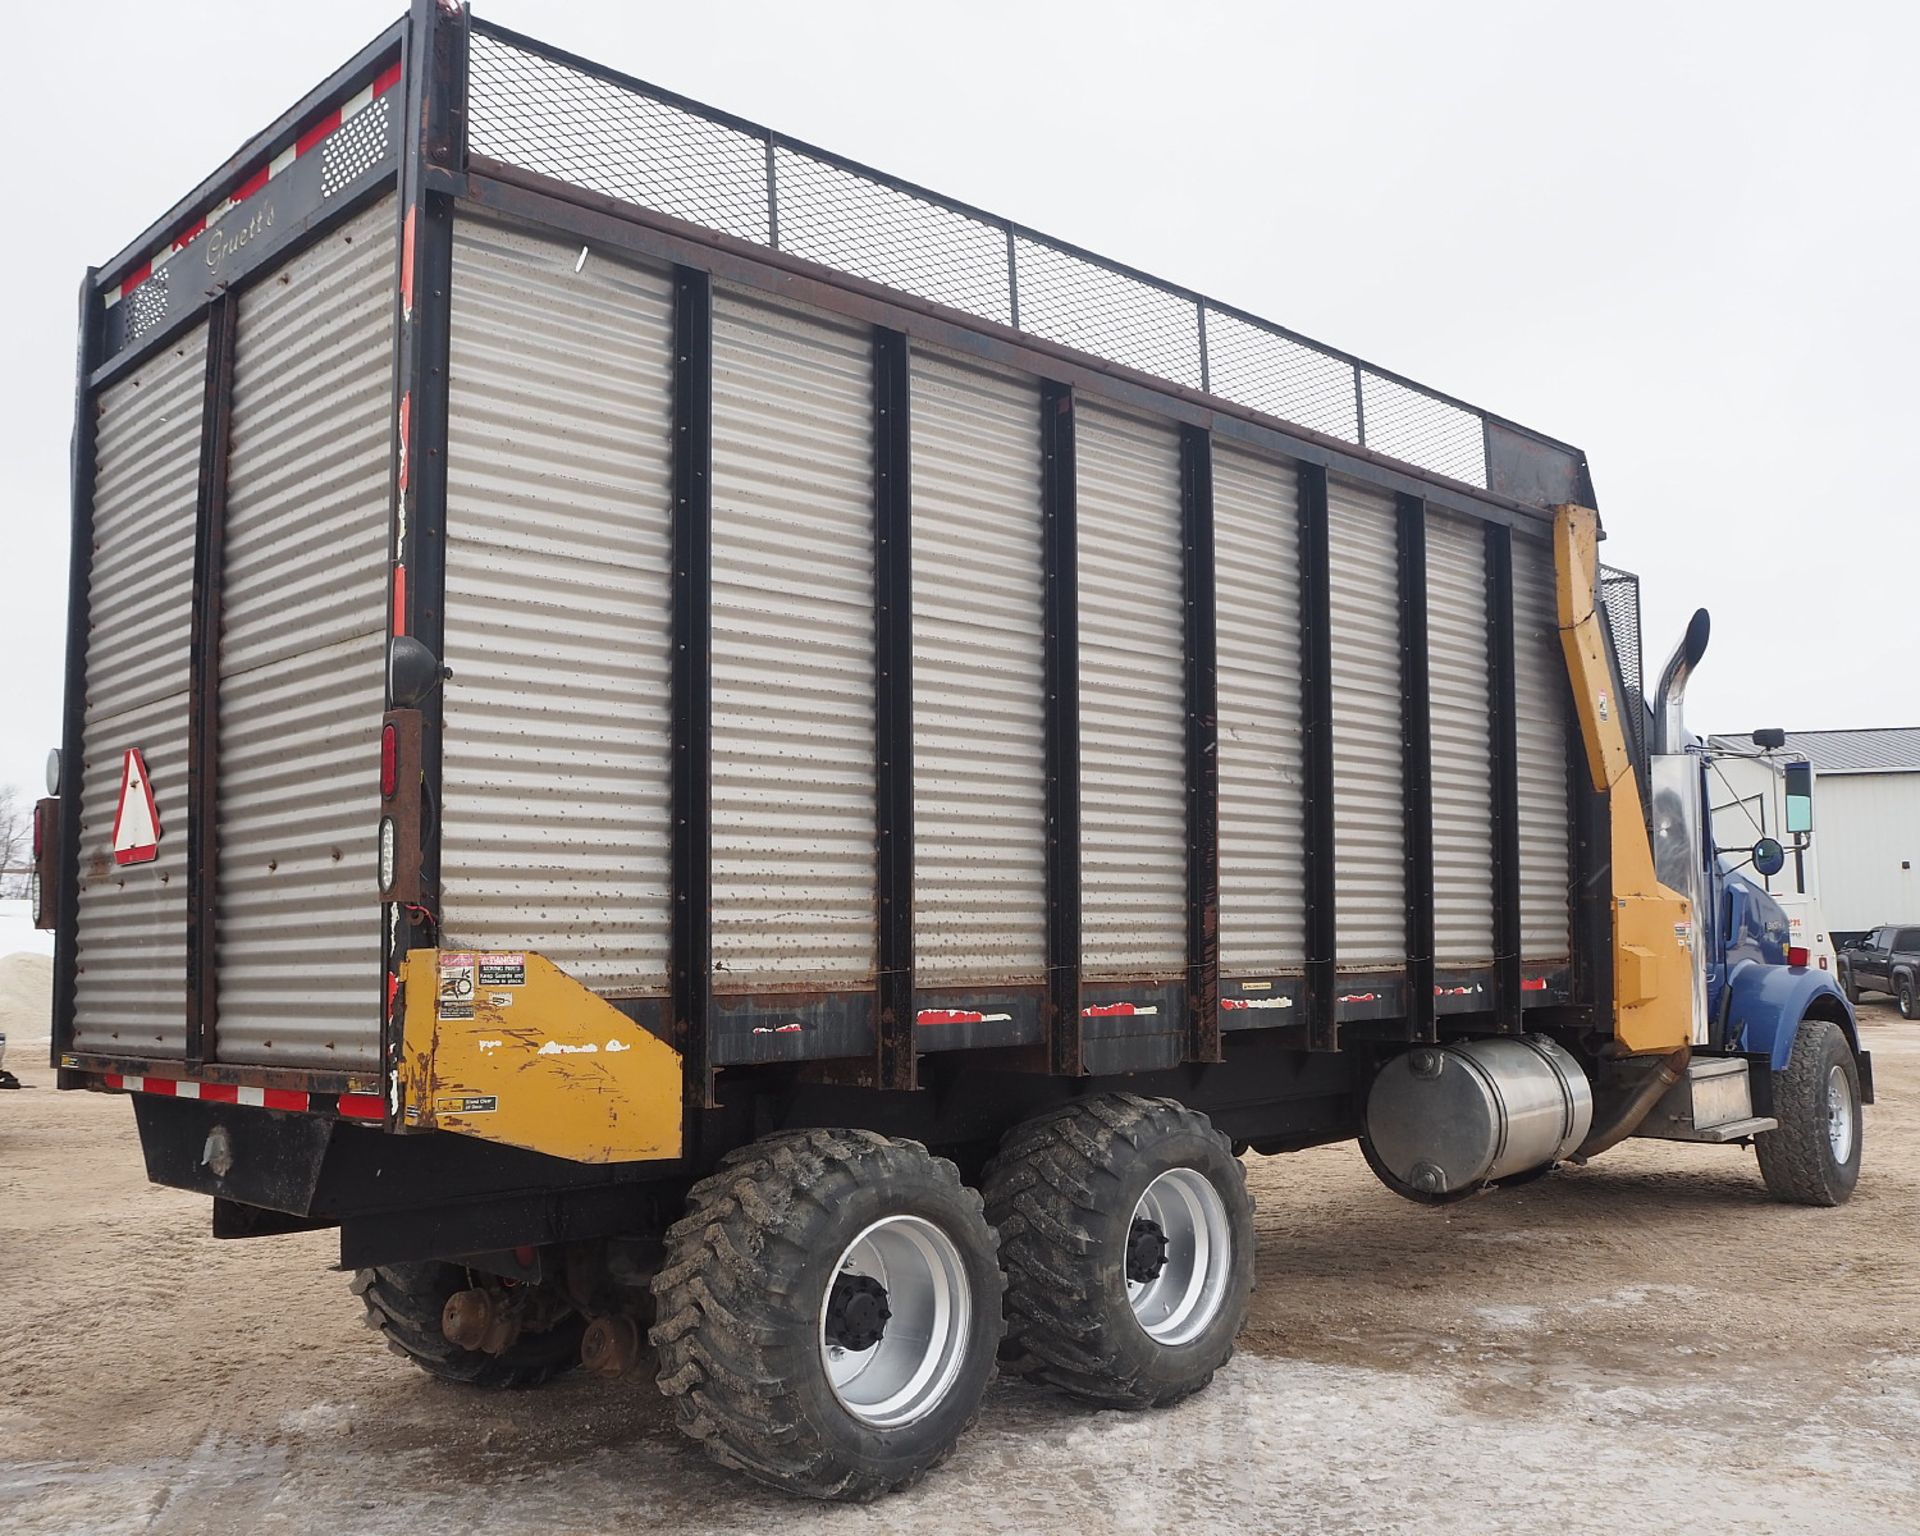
xmin=438 ymin=952 xmax=476 ymax=1021
xmin=112 ymin=748 xmax=161 ymax=866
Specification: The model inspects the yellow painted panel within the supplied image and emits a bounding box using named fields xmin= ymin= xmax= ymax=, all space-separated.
xmin=1554 ymin=506 xmax=1694 ymax=1054
xmin=398 ymin=948 xmax=682 ymax=1163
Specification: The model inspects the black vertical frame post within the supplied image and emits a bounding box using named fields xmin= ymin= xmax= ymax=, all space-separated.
xmin=52 ymin=272 xmax=102 ymax=1069
xmin=670 ymin=268 xmax=715 ymax=1108
xmin=1041 ymin=381 xmax=1083 ymax=1076
xmin=1396 ymin=494 xmax=1436 ymax=1042
xmin=1297 ymin=464 xmax=1338 ymax=1051
xmin=386 ymin=0 xmax=467 ymax=1073
xmin=1180 ymin=426 xmax=1221 ymax=1064
xmin=1485 ymin=524 xmax=1524 ymax=1030
xmin=184 ymin=295 xmax=239 ymax=1068
xmin=872 ymin=327 xmax=915 ymax=1091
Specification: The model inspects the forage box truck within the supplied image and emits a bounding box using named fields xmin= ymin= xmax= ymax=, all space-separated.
xmin=34 ymin=0 xmax=1869 ymax=1500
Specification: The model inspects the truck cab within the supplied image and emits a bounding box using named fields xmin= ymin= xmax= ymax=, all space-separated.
xmin=1622 ymin=615 xmax=1870 ymax=1173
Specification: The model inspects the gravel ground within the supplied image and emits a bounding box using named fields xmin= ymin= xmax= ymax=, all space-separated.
xmin=2 ymin=994 xmax=1915 ymax=1535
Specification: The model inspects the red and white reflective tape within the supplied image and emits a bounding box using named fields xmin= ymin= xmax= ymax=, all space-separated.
xmin=1220 ymin=996 xmax=1295 ymax=1011
xmin=1081 ymin=1002 xmax=1159 ymax=1018
xmin=104 ymin=1072 xmax=307 ymax=1111
xmin=915 ymin=1009 xmax=1014 ymax=1027
xmin=101 ymin=1072 xmax=384 ymax=1120
xmin=1521 ymin=977 xmax=1548 ymax=993
xmin=104 ymin=58 xmax=402 ymax=310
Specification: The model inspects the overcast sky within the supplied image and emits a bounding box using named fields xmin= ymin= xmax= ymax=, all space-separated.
xmin=4 ymin=0 xmax=1914 ymax=808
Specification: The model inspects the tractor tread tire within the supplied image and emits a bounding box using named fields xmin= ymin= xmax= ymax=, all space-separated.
xmin=981 ymin=1093 xmax=1254 ymax=1410
xmin=1756 ymin=1020 xmax=1862 ymax=1206
xmin=650 ymin=1129 xmax=1002 ymax=1502
xmin=352 ymin=1262 xmax=583 ymax=1389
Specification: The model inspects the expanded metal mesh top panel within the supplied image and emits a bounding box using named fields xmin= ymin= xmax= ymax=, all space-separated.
xmin=468 ymin=34 xmax=770 ymax=243
xmin=466 ymin=23 xmax=1502 ymax=490
xmin=1600 ymin=565 xmax=1646 ymax=781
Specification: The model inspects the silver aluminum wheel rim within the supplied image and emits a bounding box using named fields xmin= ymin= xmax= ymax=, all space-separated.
xmin=1127 ymin=1168 xmax=1232 ymax=1347
xmin=1826 ymin=1064 xmax=1856 ymax=1164
xmin=819 ymin=1215 xmax=971 ymax=1429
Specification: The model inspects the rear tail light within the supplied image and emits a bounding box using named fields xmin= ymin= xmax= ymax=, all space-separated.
xmin=1787 ymin=946 xmax=1810 ymax=968
xmin=377 ymin=711 xmax=422 ymax=902
xmin=380 ymin=722 xmax=398 ymax=800
xmin=30 ymin=797 xmax=59 ymax=932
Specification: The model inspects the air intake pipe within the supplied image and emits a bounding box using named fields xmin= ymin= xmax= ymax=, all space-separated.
xmin=1650 ymin=608 xmax=1711 ymax=755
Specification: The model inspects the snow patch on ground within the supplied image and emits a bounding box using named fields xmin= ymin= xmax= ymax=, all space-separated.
xmin=13 ymin=1354 xmax=1914 ymax=1536
xmin=1471 ymin=1303 xmax=1545 ymax=1331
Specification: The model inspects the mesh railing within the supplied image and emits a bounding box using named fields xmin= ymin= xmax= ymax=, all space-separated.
xmin=1600 ymin=565 xmax=1647 ymax=786
xmin=466 ymin=24 xmax=1495 ymax=489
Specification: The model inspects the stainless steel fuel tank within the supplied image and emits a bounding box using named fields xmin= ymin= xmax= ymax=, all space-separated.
xmin=1365 ymin=1035 xmax=1594 ymax=1195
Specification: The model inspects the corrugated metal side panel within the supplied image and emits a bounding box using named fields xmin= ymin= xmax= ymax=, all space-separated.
xmin=215 ymin=644 xmax=386 ymax=1066
xmin=438 ymin=218 xmax=675 ymax=991
xmin=215 ymin=200 xmax=394 ymax=1069
xmin=72 ymin=324 xmax=206 ymax=1058
xmin=1512 ymin=531 xmax=1572 ymax=959
xmin=910 ymin=347 xmax=1046 ymax=982
xmin=220 ymin=198 xmax=394 ymax=675
xmin=1075 ymin=400 xmax=1186 ymax=978
xmin=1327 ymin=478 xmax=1405 ymax=965
xmin=1427 ymin=510 xmax=1494 ymax=964
xmin=710 ymin=288 xmax=876 ymax=986
xmin=1214 ymin=441 xmax=1304 ymax=974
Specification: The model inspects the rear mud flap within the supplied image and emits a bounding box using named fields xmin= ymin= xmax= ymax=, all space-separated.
xmin=133 ymin=1094 xmax=336 ymax=1215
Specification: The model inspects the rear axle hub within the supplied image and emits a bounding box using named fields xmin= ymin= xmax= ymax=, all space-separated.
xmin=824 ymin=1273 xmax=892 ymax=1353
xmin=1126 ymin=1217 xmax=1170 ymax=1284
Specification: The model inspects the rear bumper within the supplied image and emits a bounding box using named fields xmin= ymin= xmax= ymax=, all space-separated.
xmin=130 ymin=1093 xmax=687 ymax=1269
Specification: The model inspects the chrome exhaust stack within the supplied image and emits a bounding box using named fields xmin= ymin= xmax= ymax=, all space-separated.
xmin=1651 ymin=607 xmax=1711 ymax=755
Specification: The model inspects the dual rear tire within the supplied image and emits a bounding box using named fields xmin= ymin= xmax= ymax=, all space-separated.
xmin=647 ymin=1098 xmax=1254 ymax=1500
xmin=650 ymin=1129 xmax=1003 ymax=1502
xmin=352 ymin=1262 xmax=585 ymax=1389
xmin=982 ymin=1094 xmax=1255 ymax=1409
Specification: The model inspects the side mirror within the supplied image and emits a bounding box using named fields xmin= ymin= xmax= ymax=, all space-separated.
xmin=1784 ymin=761 xmax=1813 ymax=835
xmin=1752 ymin=837 xmax=1786 ymax=878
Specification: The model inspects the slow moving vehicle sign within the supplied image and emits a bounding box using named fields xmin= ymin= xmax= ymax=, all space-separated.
xmin=110 ymin=748 xmax=160 ymax=866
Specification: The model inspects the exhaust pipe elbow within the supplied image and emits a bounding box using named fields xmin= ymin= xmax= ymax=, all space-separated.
xmin=1576 ymin=1047 xmax=1691 ymax=1161
xmin=1651 ymin=608 xmax=1711 ymax=754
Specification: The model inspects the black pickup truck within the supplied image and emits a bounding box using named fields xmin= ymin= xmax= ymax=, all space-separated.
xmin=1838 ymin=926 xmax=1920 ymax=1017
